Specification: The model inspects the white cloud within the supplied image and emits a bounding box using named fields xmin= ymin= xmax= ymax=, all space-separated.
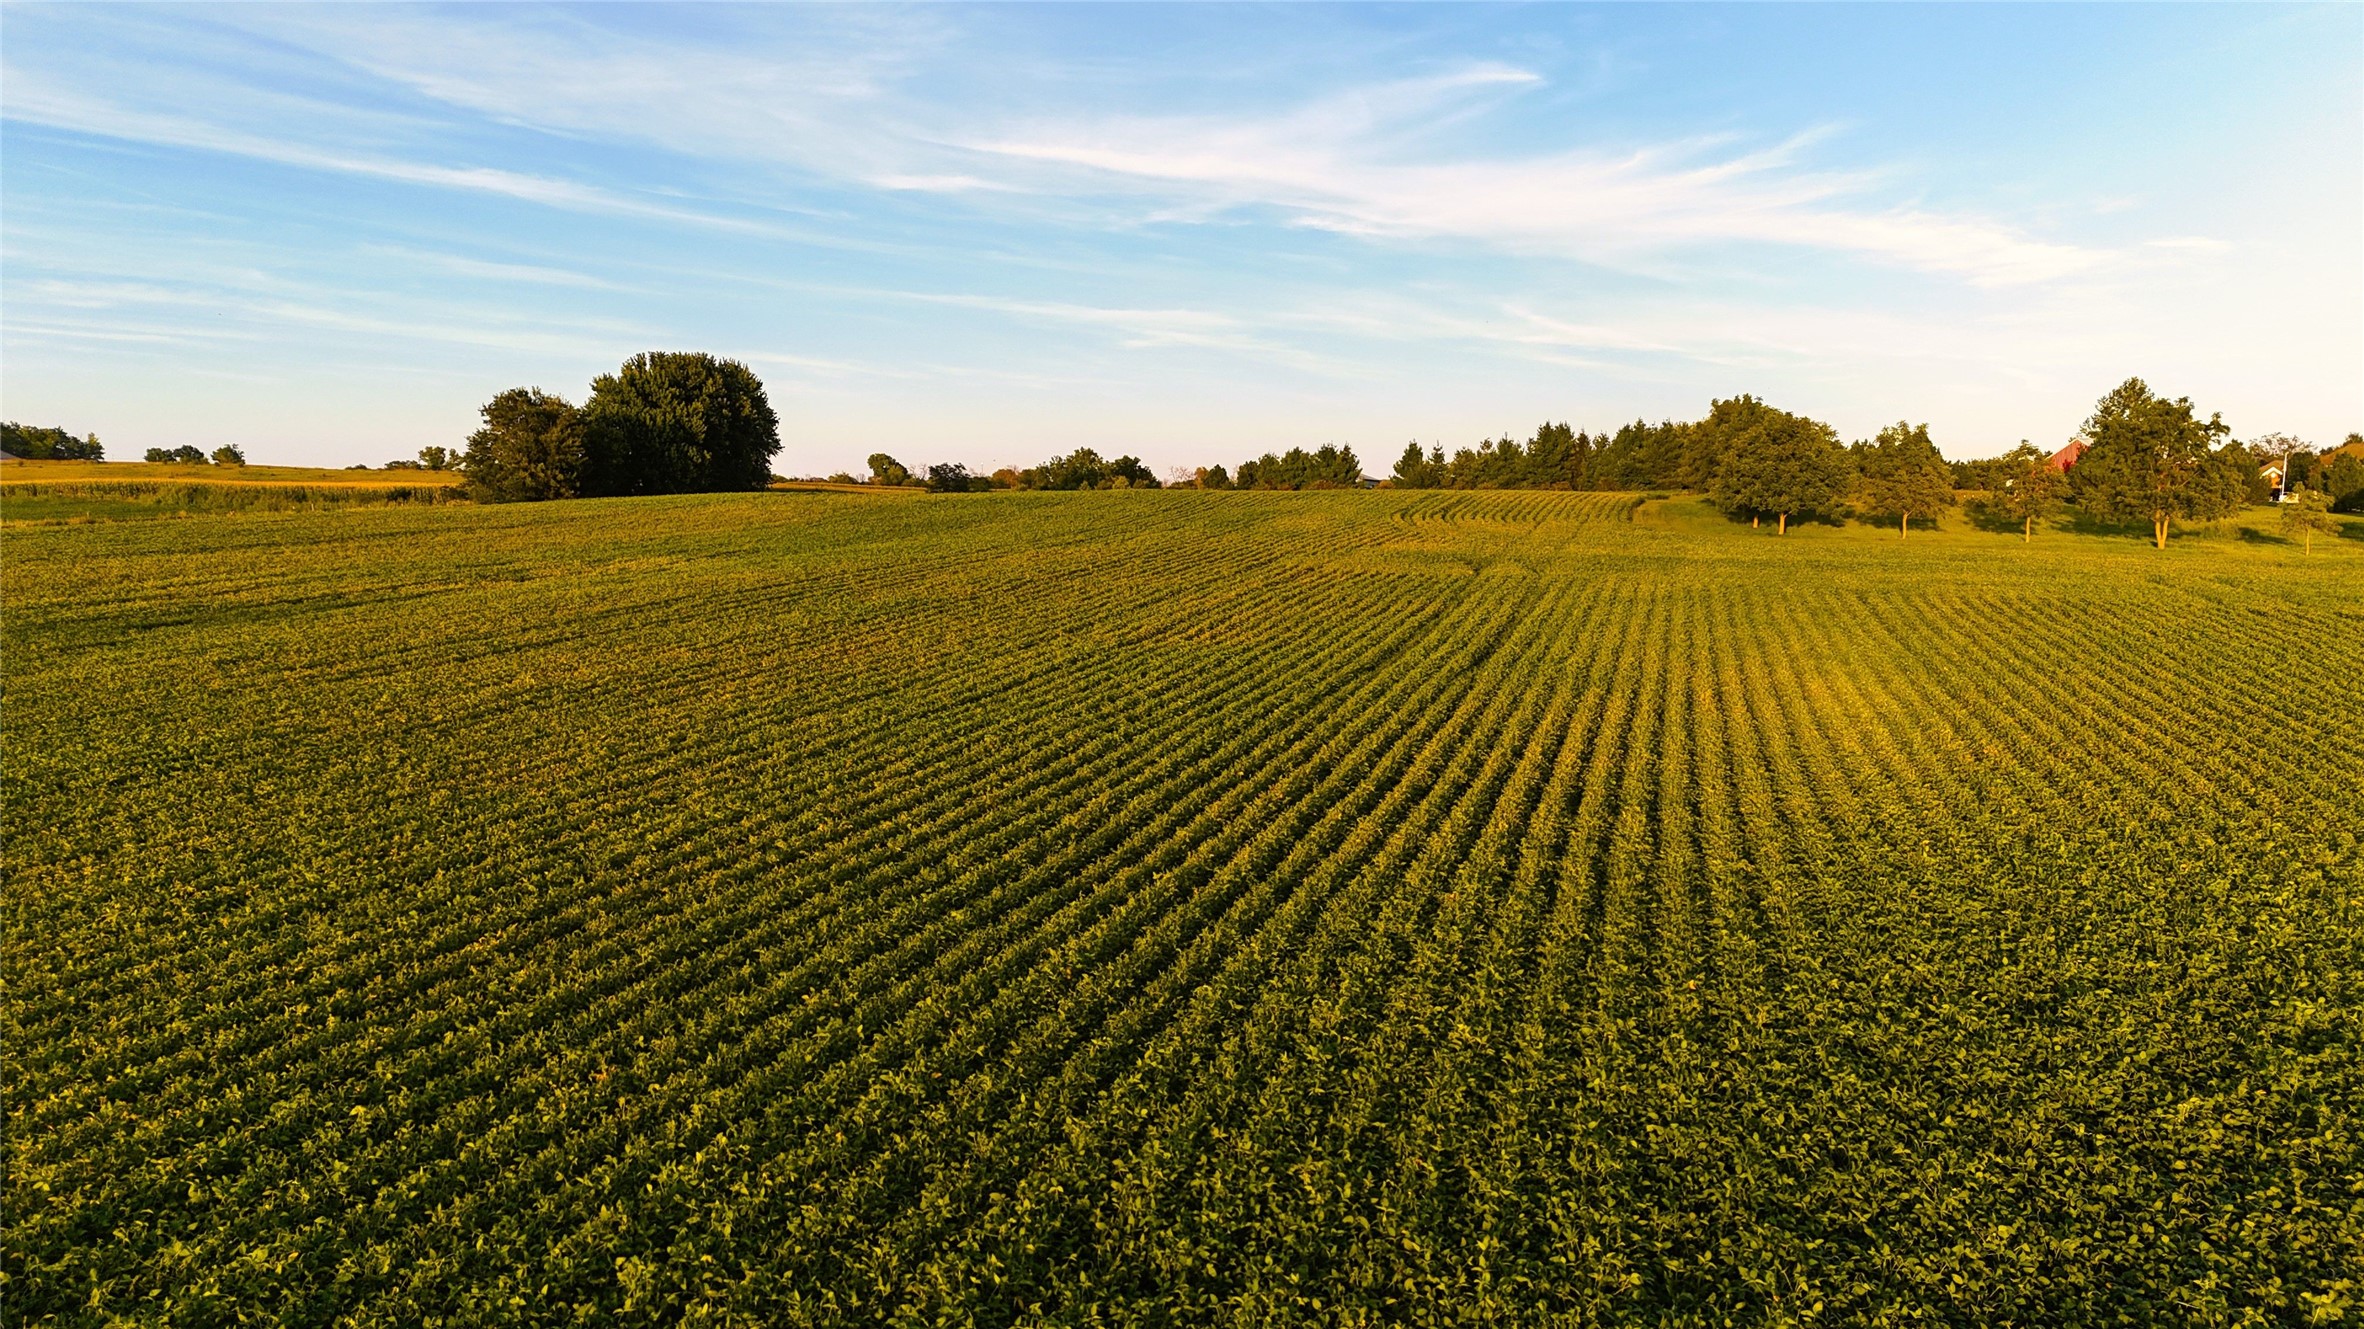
xmin=960 ymin=81 xmax=2105 ymax=286
xmin=1 ymin=74 xmax=792 ymax=236
xmin=6 ymin=4 xmax=2346 ymax=465
xmin=20 ymin=9 xmax=2123 ymax=288
xmin=363 ymin=247 xmax=629 ymax=291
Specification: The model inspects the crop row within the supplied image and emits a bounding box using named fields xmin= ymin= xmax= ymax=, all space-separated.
xmin=6 ymin=490 xmax=2359 ymax=1325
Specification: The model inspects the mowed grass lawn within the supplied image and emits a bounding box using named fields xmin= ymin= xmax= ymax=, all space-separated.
xmin=6 ymin=490 xmax=2361 ymax=1326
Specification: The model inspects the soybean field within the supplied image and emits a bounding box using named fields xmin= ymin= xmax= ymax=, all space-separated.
xmin=7 ymin=490 xmax=2362 ymax=1326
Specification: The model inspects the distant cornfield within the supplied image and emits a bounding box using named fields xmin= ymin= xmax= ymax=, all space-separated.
xmin=6 ymin=489 xmax=2360 ymax=1325
xmin=2 ymin=478 xmax=466 ymax=520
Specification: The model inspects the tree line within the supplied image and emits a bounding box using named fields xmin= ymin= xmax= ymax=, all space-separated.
xmin=837 ymin=444 xmax=1367 ymax=493
xmin=2 ymin=422 xmax=107 ymax=461
xmin=6 ymin=422 xmax=257 ymax=466
xmin=1382 ymin=378 xmax=2353 ymax=547
xmin=827 ymin=448 xmax=1164 ymax=492
xmin=26 ymin=359 xmax=2359 ymax=550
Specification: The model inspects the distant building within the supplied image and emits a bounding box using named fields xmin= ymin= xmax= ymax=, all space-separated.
xmin=2260 ymin=459 xmax=2287 ymax=497
xmin=2045 ymin=436 xmax=2090 ymax=472
xmin=2320 ymin=436 xmax=2364 ymax=469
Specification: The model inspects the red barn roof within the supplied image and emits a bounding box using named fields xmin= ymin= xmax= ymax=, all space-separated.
xmin=2046 ymin=437 xmax=2089 ymax=472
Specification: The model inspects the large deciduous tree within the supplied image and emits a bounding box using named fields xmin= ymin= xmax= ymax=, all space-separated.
xmin=580 ymin=353 xmax=780 ymax=497
xmin=1706 ymin=400 xmax=1852 ymax=534
xmin=1852 ymin=421 xmax=1955 ymax=538
xmin=868 ymin=453 xmax=915 ymax=487
xmin=2069 ymin=377 xmax=2246 ymax=549
xmin=462 ymin=388 xmax=584 ymax=502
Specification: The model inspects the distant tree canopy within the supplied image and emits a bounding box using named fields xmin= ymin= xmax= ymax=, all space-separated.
xmin=1697 ymin=396 xmax=1853 ymax=533
xmin=1982 ymin=442 xmax=2068 ymax=541
xmin=144 ymin=445 xmax=209 ymax=465
xmin=1416 ymin=400 xmax=1853 ymax=506
xmin=1587 ymin=420 xmax=1692 ymax=490
xmin=924 ymin=462 xmax=978 ymax=493
xmin=462 ymin=388 xmax=585 ymax=503
xmin=2243 ymin=432 xmax=2364 ymax=508
xmin=1391 ymin=425 xmax=1588 ymax=490
xmin=460 ymin=354 xmax=778 ymax=502
xmin=2069 ymin=377 xmax=2246 ymax=549
xmin=1950 ymin=450 xmax=2022 ymax=492
xmin=432 ymin=367 xmax=2332 ymax=540
xmin=2326 ymin=436 xmax=2364 ymax=513
xmin=580 ymin=353 xmax=779 ymax=497
xmin=855 ymin=451 xmax=1161 ymax=491
xmin=3 ymin=422 xmax=104 ymax=461
xmin=1021 ymin=448 xmax=1159 ymax=490
xmin=2247 ymin=432 xmax=2307 ymax=503
xmin=211 ymin=445 xmax=247 ymax=467
xmin=1851 ymin=421 xmax=1954 ymax=537
xmin=1236 ymin=445 xmax=1358 ymax=490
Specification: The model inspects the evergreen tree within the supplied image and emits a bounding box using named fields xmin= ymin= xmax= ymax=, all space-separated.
xmin=1391 ymin=443 xmax=1442 ymax=489
xmin=1235 ymin=445 xmax=1359 ymax=490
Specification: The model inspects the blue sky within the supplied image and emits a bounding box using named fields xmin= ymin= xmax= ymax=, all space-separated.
xmin=4 ymin=3 xmax=2357 ymax=474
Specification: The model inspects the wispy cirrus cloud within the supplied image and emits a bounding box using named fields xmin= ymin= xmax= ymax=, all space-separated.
xmin=2 ymin=75 xmax=796 ymax=237
xmin=8 ymin=3 xmax=2347 ymax=469
xmin=363 ymin=247 xmax=629 ymax=292
xmin=14 ymin=7 xmax=2121 ymax=289
xmin=888 ymin=291 xmax=1360 ymax=375
xmin=953 ymin=74 xmax=2103 ymax=286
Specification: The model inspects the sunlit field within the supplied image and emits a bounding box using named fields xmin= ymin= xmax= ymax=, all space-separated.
xmin=8 ymin=490 xmax=2360 ymax=1325
xmin=0 ymin=458 xmax=465 ymax=523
